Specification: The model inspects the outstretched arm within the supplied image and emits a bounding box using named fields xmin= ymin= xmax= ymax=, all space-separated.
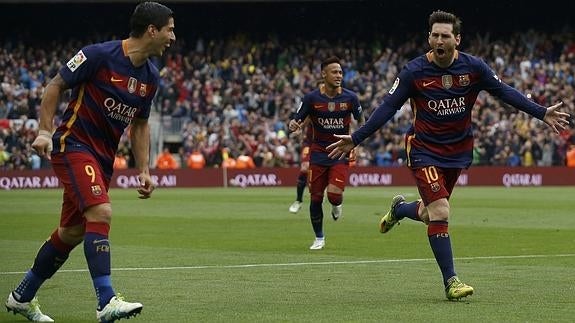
xmin=542 ymin=102 xmax=571 ymax=134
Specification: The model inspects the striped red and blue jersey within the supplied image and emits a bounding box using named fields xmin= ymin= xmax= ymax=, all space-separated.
xmin=53 ymin=40 xmax=159 ymax=179
xmin=302 ymin=120 xmax=313 ymax=147
xmin=352 ymin=50 xmax=546 ymax=169
xmin=294 ymin=84 xmax=363 ymax=166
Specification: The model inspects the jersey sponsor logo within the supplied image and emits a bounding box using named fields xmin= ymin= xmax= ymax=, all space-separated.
xmin=317 ymin=117 xmax=344 ymax=129
xmin=389 ymin=77 xmax=400 ymax=94
xmin=423 ymin=80 xmax=435 ymax=87
xmin=104 ymin=97 xmax=137 ymax=124
xmin=427 ymin=96 xmax=466 ymax=116
xmin=66 ymin=50 xmax=87 ymax=72
xmin=441 ymin=75 xmax=453 ymax=89
xmin=458 ymin=74 xmax=470 ymax=86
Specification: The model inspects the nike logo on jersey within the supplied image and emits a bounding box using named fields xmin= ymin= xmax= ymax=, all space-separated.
xmin=110 ymin=77 xmax=123 ymax=82
xmin=92 ymin=239 xmax=109 ymax=244
xmin=423 ymin=80 xmax=435 ymax=87
xmin=335 ymin=178 xmax=344 ymax=183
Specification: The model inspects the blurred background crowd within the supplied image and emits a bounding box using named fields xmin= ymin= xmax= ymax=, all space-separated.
xmin=1 ymin=1 xmax=575 ymax=171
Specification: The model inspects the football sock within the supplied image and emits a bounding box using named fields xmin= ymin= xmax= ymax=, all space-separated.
xmin=14 ymin=271 xmax=45 ymax=303
xmin=395 ymin=201 xmax=422 ymax=222
xmin=309 ymin=200 xmax=324 ymax=238
xmin=296 ymin=172 xmax=307 ymax=202
xmin=427 ymin=221 xmax=456 ymax=286
xmin=84 ymin=222 xmax=115 ymax=309
xmin=15 ymin=230 xmax=73 ymax=302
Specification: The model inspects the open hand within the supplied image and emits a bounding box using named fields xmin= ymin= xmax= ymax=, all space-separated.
xmin=326 ymin=134 xmax=355 ymax=160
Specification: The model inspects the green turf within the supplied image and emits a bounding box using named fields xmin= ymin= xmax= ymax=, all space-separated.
xmin=1 ymin=187 xmax=574 ymax=322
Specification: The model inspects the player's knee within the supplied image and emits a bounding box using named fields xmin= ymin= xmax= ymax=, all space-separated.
xmin=427 ymin=199 xmax=450 ymax=221
xmin=58 ymin=226 xmax=85 ymax=246
xmin=327 ymin=192 xmax=342 ymax=206
xmin=84 ymin=203 xmax=113 ymax=224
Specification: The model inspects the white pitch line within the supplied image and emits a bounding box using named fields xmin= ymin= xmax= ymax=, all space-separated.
xmin=1 ymin=253 xmax=574 ymax=275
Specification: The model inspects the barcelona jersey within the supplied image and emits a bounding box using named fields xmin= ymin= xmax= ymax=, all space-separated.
xmin=294 ymin=84 xmax=363 ymax=166
xmin=53 ymin=40 xmax=159 ymax=179
xmin=352 ymin=50 xmax=546 ymax=168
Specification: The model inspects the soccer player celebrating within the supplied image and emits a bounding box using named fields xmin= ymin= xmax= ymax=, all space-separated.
xmin=5 ymin=2 xmax=175 ymax=322
xmin=327 ymin=10 xmax=570 ymax=300
xmin=289 ymin=56 xmax=364 ymax=250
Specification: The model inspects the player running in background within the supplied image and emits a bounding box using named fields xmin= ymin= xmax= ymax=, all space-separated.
xmin=327 ymin=10 xmax=570 ymax=300
xmin=289 ymin=117 xmax=312 ymax=214
xmin=289 ymin=56 xmax=364 ymax=250
xmin=5 ymin=2 xmax=175 ymax=322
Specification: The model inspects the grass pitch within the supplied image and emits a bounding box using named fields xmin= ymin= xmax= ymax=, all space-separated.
xmin=1 ymin=186 xmax=574 ymax=322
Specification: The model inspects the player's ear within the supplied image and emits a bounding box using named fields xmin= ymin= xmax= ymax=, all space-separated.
xmin=147 ymin=24 xmax=157 ymax=37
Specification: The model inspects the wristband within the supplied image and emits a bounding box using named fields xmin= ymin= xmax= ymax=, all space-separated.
xmin=38 ymin=130 xmax=52 ymax=138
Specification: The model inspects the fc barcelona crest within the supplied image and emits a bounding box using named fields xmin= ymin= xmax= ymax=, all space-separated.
xmin=459 ymin=74 xmax=470 ymax=87
xmin=430 ymin=182 xmax=440 ymax=193
xmin=441 ymin=75 xmax=453 ymax=89
xmin=91 ymin=185 xmax=103 ymax=196
xmin=328 ymin=102 xmax=336 ymax=112
xmin=128 ymin=77 xmax=138 ymax=94
xmin=339 ymin=102 xmax=348 ymax=110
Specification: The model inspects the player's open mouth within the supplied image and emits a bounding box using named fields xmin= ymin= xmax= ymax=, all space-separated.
xmin=436 ymin=48 xmax=445 ymax=55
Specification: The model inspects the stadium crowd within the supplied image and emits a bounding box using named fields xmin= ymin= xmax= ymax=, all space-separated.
xmin=1 ymin=29 xmax=575 ymax=171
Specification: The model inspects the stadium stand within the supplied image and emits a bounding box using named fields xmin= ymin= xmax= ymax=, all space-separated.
xmin=1 ymin=4 xmax=574 ymax=171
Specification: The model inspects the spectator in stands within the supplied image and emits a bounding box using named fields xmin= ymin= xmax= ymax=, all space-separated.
xmin=113 ymin=151 xmax=129 ymax=170
xmin=187 ymin=149 xmax=206 ymax=169
xmin=222 ymin=157 xmax=237 ymax=168
xmin=0 ymin=142 xmax=10 ymax=170
xmin=235 ymin=151 xmax=256 ymax=169
xmin=155 ymin=147 xmax=179 ymax=169
xmin=567 ymin=144 xmax=575 ymax=167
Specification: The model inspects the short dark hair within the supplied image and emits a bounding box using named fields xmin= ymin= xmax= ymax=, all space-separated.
xmin=428 ymin=10 xmax=462 ymax=36
xmin=130 ymin=1 xmax=173 ymax=38
xmin=321 ymin=56 xmax=341 ymax=70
